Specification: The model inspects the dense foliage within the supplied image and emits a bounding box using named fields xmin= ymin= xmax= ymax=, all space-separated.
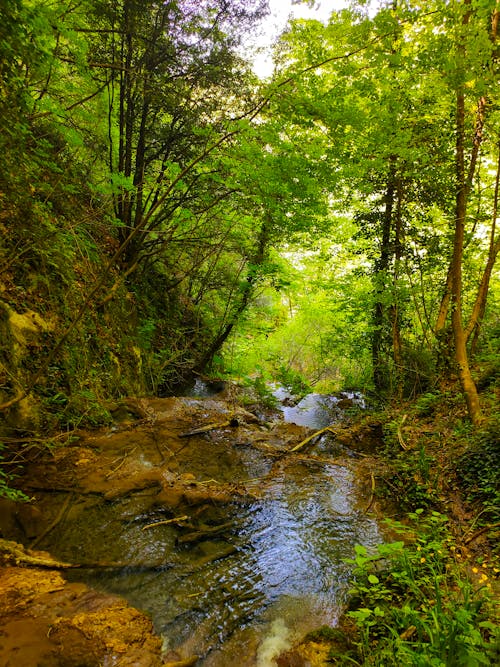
xmin=0 ymin=0 xmax=498 ymax=428
xmin=221 ymin=0 xmax=498 ymax=427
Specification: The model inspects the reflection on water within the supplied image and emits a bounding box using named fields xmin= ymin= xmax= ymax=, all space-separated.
xmin=274 ymin=387 xmax=366 ymax=429
xmin=42 ymin=393 xmax=380 ymax=666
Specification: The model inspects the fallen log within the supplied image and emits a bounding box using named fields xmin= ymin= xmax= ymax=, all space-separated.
xmin=178 ymin=419 xmax=238 ymax=438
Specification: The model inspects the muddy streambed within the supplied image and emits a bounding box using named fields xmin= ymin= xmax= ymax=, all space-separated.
xmin=0 ymin=391 xmax=382 ymax=666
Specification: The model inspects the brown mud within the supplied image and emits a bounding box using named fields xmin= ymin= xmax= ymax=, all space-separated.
xmin=0 ymin=564 xmax=165 ymax=667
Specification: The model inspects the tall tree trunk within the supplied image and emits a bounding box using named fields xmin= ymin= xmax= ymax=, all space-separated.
xmin=194 ymin=219 xmax=270 ymax=372
xmin=452 ymin=86 xmax=482 ymax=424
xmin=447 ymin=0 xmax=500 ymax=424
xmin=372 ymin=168 xmax=395 ymax=394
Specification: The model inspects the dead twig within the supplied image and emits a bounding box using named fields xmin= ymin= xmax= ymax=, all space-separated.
xmin=397 ymin=414 xmax=409 ymax=450
xmin=179 ymin=420 xmax=233 ymax=437
xmin=105 ymin=447 xmax=137 ymax=479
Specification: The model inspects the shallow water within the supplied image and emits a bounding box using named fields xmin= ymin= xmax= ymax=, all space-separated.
xmin=37 ymin=392 xmax=380 ymax=666
xmin=273 ymin=387 xmax=366 ymax=429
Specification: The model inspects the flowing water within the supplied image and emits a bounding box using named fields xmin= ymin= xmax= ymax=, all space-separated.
xmin=272 ymin=387 xmax=366 ymax=429
xmin=33 ymin=389 xmax=381 ymax=666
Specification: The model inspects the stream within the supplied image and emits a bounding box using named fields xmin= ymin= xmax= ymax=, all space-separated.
xmin=14 ymin=387 xmax=382 ymax=666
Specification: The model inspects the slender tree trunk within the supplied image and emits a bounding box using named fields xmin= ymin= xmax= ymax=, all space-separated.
xmin=467 ymin=141 xmax=500 ymax=354
xmin=117 ymin=0 xmax=134 ymax=247
xmin=391 ymin=179 xmax=404 ymax=397
xmin=435 ymin=265 xmax=453 ymax=335
xmin=452 ymin=87 xmax=482 ymax=424
xmin=435 ymin=94 xmax=486 ymax=355
xmin=194 ymin=218 xmax=270 ymax=372
xmin=372 ymin=169 xmax=395 ymax=394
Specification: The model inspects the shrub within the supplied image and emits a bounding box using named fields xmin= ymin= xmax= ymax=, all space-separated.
xmin=340 ymin=511 xmax=498 ymax=666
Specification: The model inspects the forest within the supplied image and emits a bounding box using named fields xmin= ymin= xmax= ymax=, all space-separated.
xmin=0 ymin=0 xmax=499 ymax=665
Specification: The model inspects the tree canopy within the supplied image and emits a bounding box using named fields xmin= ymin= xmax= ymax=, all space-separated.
xmin=0 ymin=0 xmax=498 ymax=426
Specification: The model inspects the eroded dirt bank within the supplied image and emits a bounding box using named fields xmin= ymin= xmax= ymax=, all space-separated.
xmin=0 ymin=560 xmax=165 ymax=667
xmin=0 ymin=395 xmax=379 ymax=666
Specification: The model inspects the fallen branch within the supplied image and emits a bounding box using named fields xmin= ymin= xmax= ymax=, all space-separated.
xmin=177 ymin=521 xmax=233 ymax=545
xmin=178 ymin=419 xmax=238 ymax=437
xmin=25 ymin=485 xmax=103 ymax=495
xmin=142 ymin=515 xmax=189 ymax=531
xmin=289 ymin=425 xmax=337 ymax=452
xmin=364 ymin=472 xmax=376 ymax=513
xmin=464 ymin=522 xmax=500 ymax=545
xmin=75 ymin=560 xmax=174 ymax=571
xmin=0 ymin=539 xmax=75 ymax=569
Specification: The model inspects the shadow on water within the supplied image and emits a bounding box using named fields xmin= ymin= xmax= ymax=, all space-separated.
xmin=36 ymin=387 xmax=381 ymax=666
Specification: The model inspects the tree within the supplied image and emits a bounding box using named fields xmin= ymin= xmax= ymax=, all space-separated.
xmin=259 ymin=0 xmax=499 ymax=419
xmin=82 ymin=0 xmax=267 ymax=268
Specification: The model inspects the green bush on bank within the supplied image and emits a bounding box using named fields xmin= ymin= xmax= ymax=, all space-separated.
xmin=334 ymin=511 xmax=498 ymax=666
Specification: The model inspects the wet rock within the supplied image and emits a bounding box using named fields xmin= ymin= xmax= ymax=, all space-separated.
xmin=335 ymin=417 xmax=384 ymax=453
xmin=276 ymin=639 xmax=333 ymax=667
xmin=15 ymin=503 xmax=44 ymax=539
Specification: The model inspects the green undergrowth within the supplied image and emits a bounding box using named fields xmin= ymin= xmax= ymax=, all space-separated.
xmin=376 ymin=389 xmax=500 ymax=527
xmin=331 ymin=510 xmax=499 ymax=666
